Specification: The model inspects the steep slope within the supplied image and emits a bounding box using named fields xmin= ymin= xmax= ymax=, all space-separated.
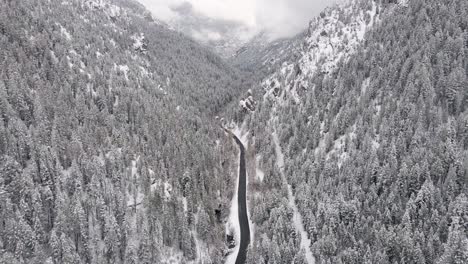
xmin=230 ymin=31 xmax=305 ymax=78
xmin=0 ymin=0 xmax=250 ymax=263
xmin=227 ymin=0 xmax=468 ymax=263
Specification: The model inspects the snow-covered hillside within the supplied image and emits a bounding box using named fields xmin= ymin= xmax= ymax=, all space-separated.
xmin=2 ymin=0 xmax=467 ymax=263
xmin=263 ymin=0 xmax=380 ymax=103
xmin=233 ymin=0 xmax=468 ymax=263
xmin=0 ymin=0 xmax=250 ymax=263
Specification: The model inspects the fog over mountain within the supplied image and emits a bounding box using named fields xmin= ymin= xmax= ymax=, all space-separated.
xmin=137 ymin=0 xmax=337 ymax=57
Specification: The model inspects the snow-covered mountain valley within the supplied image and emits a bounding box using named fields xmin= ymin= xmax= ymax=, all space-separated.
xmin=0 ymin=0 xmax=467 ymax=263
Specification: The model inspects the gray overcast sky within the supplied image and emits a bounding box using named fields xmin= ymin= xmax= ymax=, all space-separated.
xmin=136 ymin=0 xmax=337 ymax=39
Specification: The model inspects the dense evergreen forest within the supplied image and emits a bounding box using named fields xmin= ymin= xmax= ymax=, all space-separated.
xmin=0 ymin=0 xmax=467 ymax=263
xmin=0 ymin=0 xmax=250 ymax=263
xmin=239 ymin=0 xmax=468 ymax=263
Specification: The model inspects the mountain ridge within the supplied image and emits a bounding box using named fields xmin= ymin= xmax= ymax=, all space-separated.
xmin=231 ymin=0 xmax=468 ymax=263
xmin=0 ymin=0 xmax=466 ymax=263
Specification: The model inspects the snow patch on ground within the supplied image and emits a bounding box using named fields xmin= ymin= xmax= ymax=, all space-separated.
xmin=372 ymin=134 xmax=381 ymax=150
xmin=164 ymin=182 xmax=173 ymax=199
xmin=158 ymin=84 xmax=168 ymax=95
xmin=127 ymin=191 xmax=144 ymax=207
xmin=132 ymin=33 xmax=147 ymax=52
xmin=109 ymin=39 xmax=116 ymax=47
xmin=230 ymin=121 xmax=249 ymax=146
xmin=182 ymin=197 xmax=188 ymax=213
xmin=255 ymin=156 xmax=265 ymax=182
xmin=116 ymin=64 xmax=129 ymax=81
xmin=361 ymin=77 xmax=370 ymax=96
xmin=398 ymin=0 xmax=409 ymax=7
xmin=225 ymin=167 xmax=240 ymax=264
xmin=262 ymin=1 xmax=379 ymax=103
xmin=139 ymin=66 xmax=149 ymax=76
xmin=239 ymin=93 xmax=256 ymax=112
xmin=56 ymin=23 xmax=72 ymax=40
xmin=150 ymin=179 xmax=173 ymax=201
xmin=127 ymin=156 xmax=144 ymax=208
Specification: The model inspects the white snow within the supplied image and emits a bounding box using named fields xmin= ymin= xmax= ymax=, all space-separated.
xmin=231 ymin=121 xmax=249 ymax=146
xmin=191 ymin=228 xmax=202 ymax=263
xmin=107 ymin=4 xmax=121 ymax=18
xmin=272 ymin=132 xmax=315 ymax=264
xmin=239 ymin=95 xmax=256 ymax=111
xmin=150 ymin=180 xmax=159 ymax=192
xmin=262 ymin=0 xmax=379 ymax=103
xmin=57 ymin=23 xmax=72 ymax=40
xmin=399 ymin=0 xmax=409 ymax=7
xmin=372 ymin=139 xmax=380 ymax=150
xmin=250 ymin=2 xmax=384 ymax=263
xmin=182 ymin=197 xmax=188 ymax=213
xmin=116 ymin=64 xmax=129 ymax=81
xmin=67 ymin=55 xmax=73 ymax=69
xmin=225 ymin=121 xmax=252 ymax=264
xmin=361 ymin=77 xmax=370 ymax=96
xmin=127 ymin=156 xmax=144 ymax=208
xmin=164 ymin=182 xmax=173 ymax=199
xmin=85 ymin=0 xmax=123 ymax=18
xmin=150 ymin=179 xmax=173 ymax=201
xmin=109 ymin=39 xmax=116 ymax=47
xmin=127 ymin=191 xmax=144 ymax=207
xmin=157 ymin=84 xmax=168 ymax=95
xmin=325 ymin=124 xmax=357 ymax=169
xmin=256 ymin=156 xmax=265 ymax=182
xmin=131 ymin=33 xmax=146 ymax=51
xmin=225 ymin=167 xmax=240 ymax=264
xmin=159 ymin=248 xmax=185 ymax=264
xmin=239 ymin=100 xmax=247 ymax=109
xmin=139 ymin=66 xmax=149 ymax=76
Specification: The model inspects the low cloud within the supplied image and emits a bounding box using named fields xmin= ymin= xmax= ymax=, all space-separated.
xmin=255 ymin=0 xmax=334 ymax=39
xmin=137 ymin=0 xmax=337 ymax=40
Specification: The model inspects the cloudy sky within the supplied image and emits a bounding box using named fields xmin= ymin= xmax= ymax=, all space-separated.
xmin=136 ymin=0 xmax=337 ymax=40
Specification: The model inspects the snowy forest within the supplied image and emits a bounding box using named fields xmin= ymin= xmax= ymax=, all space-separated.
xmin=0 ymin=0 xmax=466 ymax=263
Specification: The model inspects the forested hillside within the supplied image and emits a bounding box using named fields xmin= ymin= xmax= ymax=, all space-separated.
xmin=0 ymin=0 xmax=250 ymax=263
xmin=1 ymin=0 xmax=467 ymax=263
xmin=229 ymin=32 xmax=305 ymax=88
xmin=234 ymin=0 xmax=468 ymax=263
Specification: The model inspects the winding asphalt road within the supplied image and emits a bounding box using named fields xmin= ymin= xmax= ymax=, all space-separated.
xmin=232 ymin=135 xmax=250 ymax=264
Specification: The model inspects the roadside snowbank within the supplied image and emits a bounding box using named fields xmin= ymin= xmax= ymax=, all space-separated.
xmin=225 ymin=163 xmax=240 ymax=264
xmin=225 ymin=121 xmax=253 ymax=264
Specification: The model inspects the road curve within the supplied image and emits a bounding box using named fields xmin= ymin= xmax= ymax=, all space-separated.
xmin=232 ymin=134 xmax=250 ymax=264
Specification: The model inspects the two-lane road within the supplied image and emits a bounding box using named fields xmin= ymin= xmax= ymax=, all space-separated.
xmin=232 ymin=134 xmax=250 ymax=264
